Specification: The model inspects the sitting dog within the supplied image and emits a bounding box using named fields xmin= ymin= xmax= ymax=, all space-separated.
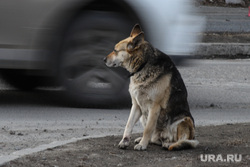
xmin=104 ymin=24 xmax=198 ymax=151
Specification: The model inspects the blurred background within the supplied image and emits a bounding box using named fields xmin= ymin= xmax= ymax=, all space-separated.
xmin=0 ymin=0 xmax=204 ymax=107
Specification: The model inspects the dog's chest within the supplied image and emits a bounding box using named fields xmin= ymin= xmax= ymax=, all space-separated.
xmin=129 ymin=82 xmax=149 ymax=107
xmin=129 ymin=72 xmax=158 ymax=105
xmin=129 ymin=74 xmax=172 ymax=109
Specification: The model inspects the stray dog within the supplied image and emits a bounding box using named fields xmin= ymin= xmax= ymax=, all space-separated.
xmin=104 ymin=24 xmax=198 ymax=151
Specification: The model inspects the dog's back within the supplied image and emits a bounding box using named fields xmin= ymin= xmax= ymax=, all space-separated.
xmin=156 ymin=49 xmax=194 ymax=124
xmin=132 ymin=46 xmax=193 ymax=124
xmin=150 ymin=49 xmax=197 ymax=150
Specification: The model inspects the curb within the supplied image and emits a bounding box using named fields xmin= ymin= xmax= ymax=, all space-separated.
xmin=0 ymin=135 xmax=107 ymax=166
xmin=193 ymin=43 xmax=250 ymax=58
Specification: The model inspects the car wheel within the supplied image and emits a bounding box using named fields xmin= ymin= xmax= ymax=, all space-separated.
xmin=59 ymin=11 xmax=133 ymax=107
xmin=0 ymin=70 xmax=40 ymax=90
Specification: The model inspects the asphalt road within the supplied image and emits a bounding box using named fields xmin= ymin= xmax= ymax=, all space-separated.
xmin=0 ymin=59 xmax=250 ymax=164
xmin=198 ymin=6 xmax=250 ymax=32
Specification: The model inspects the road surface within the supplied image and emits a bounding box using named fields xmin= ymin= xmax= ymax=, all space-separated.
xmin=198 ymin=6 xmax=250 ymax=32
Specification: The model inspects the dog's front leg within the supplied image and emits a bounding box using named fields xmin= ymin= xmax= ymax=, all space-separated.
xmin=134 ymin=104 xmax=160 ymax=151
xmin=119 ymin=102 xmax=141 ymax=149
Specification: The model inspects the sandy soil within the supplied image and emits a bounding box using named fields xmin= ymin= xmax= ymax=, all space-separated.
xmin=3 ymin=123 xmax=249 ymax=167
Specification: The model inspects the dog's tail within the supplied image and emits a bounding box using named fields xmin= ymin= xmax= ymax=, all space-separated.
xmin=168 ymin=139 xmax=199 ymax=151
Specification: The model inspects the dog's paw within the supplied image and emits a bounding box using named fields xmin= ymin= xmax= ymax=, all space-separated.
xmin=134 ymin=144 xmax=147 ymax=151
xmin=162 ymin=142 xmax=171 ymax=150
xmin=134 ymin=137 xmax=142 ymax=144
xmin=118 ymin=137 xmax=130 ymax=149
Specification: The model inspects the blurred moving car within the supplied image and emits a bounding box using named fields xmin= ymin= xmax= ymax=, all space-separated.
xmin=0 ymin=0 xmax=204 ymax=106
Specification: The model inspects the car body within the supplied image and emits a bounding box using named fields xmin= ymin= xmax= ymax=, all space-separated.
xmin=0 ymin=0 xmax=204 ymax=106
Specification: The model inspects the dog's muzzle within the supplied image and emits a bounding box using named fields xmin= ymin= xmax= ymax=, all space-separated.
xmin=103 ymin=57 xmax=113 ymax=67
xmin=103 ymin=57 xmax=107 ymax=63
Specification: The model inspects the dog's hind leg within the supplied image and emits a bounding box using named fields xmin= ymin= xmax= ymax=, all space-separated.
xmin=119 ymin=100 xmax=141 ymax=149
xmin=135 ymin=130 xmax=161 ymax=145
xmin=150 ymin=130 xmax=162 ymax=145
xmin=162 ymin=141 xmax=174 ymax=150
xmin=134 ymin=137 xmax=142 ymax=144
xmin=168 ymin=117 xmax=198 ymax=150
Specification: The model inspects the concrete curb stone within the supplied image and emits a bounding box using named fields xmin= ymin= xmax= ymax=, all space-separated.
xmin=193 ymin=43 xmax=250 ymax=58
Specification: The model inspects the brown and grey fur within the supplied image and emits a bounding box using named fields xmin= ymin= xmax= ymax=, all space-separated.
xmin=104 ymin=24 xmax=198 ymax=151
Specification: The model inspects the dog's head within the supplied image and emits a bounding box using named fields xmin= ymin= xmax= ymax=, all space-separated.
xmin=104 ymin=24 xmax=144 ymax=70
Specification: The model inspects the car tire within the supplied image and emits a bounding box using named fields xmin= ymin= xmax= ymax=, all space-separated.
xmin=59 ymin=11 xmax=133 ymax=107
xmin=0 ymin=70 xmax=40 ymax=90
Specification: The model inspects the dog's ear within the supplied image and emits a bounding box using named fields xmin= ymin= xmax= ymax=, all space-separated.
xmin=127 ymin=32 xmax=144 ymax=51
xmin=130 ymin=24 xmax=142 ymax=37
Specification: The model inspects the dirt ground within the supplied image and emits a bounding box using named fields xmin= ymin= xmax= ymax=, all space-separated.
xmin=202 ymin=33 xmax=250 ymax=43
xmin=3 ymin=123 xmax=249 ymax=167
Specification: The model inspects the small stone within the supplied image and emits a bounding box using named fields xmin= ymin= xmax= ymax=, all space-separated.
xmin=117 ymin=163 xmax=123 ymax=167
xmin=9 ymin=131 xmax=16 ymax=135
xmin=15 ymin=147 xmax=21 ymax=151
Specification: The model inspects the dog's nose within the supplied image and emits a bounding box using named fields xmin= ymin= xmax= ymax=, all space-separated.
xmin=103 ymin=57 xmax=107 ymax=63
